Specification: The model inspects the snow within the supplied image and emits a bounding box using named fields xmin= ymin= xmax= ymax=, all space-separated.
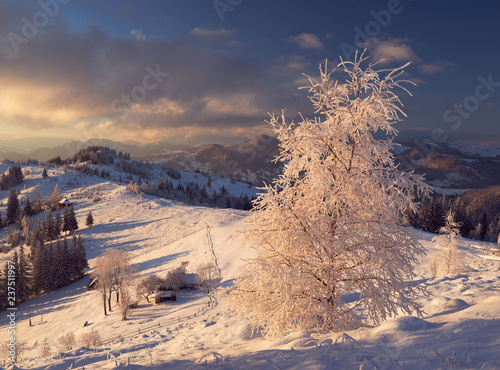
xmin=0 ymin=164 xmax=499 ymax=369
xmin=448 ymin=142 xmax=500 ymax=159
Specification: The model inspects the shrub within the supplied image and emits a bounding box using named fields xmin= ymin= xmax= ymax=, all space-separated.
xmin=79 ymin=329 xmax=102 ymax=348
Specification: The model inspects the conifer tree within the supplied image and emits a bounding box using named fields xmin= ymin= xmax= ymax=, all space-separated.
xmin=6 ymin=188 xmax=20 ymax=224
xmin=0 ymin=211 xmax=3 ymax=229
xmin=418 ymin=197 xmax=429 ymax=231
xmin=21 ymin=216 xmax=31 ymax=246
xmin=451 ymin=198 xmax=471 ymax=238
xmin=42 ymin=244 xmax=52 ymax=292
xmin=31 ymin=240 xmax=44 ymax=295
xmin=52 ymin=239 xmax=64 ymax=290
xmin=55 ymin=211 xmax=63 ymax=237
xmin=30 ymin=219 xmax=43 ymax=256
xmin=479 ymin=212 xmax=488 ymax=241
xmin=224 ymin=53 xmax=430 ymax=338
xmin=64 ymin=205 xmax=79 ymax=234
xmin=62 ymin=207 xmax=70 ymax=234
xmin=0 ymin=263 xmax=8 ymax=312
xmin=86 ymin=211 xmax=94 ymax=227
xmin=0 ymin=263 xmax=7 ymax=311
xmin=45 ymin=211 xmax=56 ymax=241
xmin=16 ymin=246 xmax=31 ymax=303
xmin=61 ymin=238 xmax=71 ymax=286
xmin=23 ymin=197 xmax=33 ymax=217
xmin=430 ymin=197 xmax=443 ymax=233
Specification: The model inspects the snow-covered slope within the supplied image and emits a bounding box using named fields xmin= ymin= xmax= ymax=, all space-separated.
xmin=0 ymin=164 xmax=499 ymax=369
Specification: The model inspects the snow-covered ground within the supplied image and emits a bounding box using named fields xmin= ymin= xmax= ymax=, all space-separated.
xmin=0 ymin=164 xmax=499 ymax=369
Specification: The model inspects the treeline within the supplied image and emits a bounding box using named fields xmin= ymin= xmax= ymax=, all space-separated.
xmin=0 ymin=164 xmax=24 ymax=191
xmin=48 ymin=146 xmax=130 ymax=167
xmin=49 ymin=145 xmax=256 ymax=210
xmin=127 ymin=176 xmax=254 ymax=210
xmin=0 ymin=184 xmax=69 ymax=231
xmin=0 ymin=234 xmax=88 ymax=310
xmin=406 ymin=194 xmax=500 ymax=242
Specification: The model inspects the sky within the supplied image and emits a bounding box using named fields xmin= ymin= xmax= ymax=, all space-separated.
xmin=0 ymin=0 xmax=499 ymax=148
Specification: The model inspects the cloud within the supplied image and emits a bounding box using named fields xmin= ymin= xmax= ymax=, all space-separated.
xmin=130 ymin=29 xmax=146 ymax=41
xmin=286 ymin=33 xmax=324 ymax=50
xmin=190 ymin=27 xmax=237 ymax=41
xmin=418 ymin=61 xmax=454 ymax=75
xmin=362 ymin=37 xmax=417 ymax=64
xmin=0 ymin=3 xmax=313 ymax=145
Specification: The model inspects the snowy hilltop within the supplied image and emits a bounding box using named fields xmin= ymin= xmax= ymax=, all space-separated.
xmin=0 ymin=160 xmax=497 ymax=369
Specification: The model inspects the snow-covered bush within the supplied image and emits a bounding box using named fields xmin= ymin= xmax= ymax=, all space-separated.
xmin=430 ymin=211 xmax=467 ymax=276
xmin=223 ymin=52 xmax=430 ymax=338
xmin=39 ymin=337 xmax=51 ymax=357
xmin=79 ymin=329 xmax=102 ymax=348
xmin=57 ymin=332 xmax=76 ymax=351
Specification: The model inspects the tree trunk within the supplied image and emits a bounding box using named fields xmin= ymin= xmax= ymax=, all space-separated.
xmin=102 ymin=293 xmax=107 ymax=316
xmin=108 ymin=290 xmax=112 ymax=312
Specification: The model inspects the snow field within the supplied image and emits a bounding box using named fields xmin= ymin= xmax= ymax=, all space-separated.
xmin=0 ymin=164 xmax=499 ymax=369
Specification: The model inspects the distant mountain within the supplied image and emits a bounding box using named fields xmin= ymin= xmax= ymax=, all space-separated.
xmin=0 ymin=138 xmax=187 ymax=162
xmin=3 ymin=135 xmax=500 ymax=191
xmin=395 ymin=142 xmax=500 ymax=191
xmin=154 ymin=136 xmax=281 ymax=186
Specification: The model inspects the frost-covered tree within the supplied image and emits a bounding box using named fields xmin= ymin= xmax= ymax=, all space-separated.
xmin=49 ymin=184 xmax=61 ymax=211
xmin=197 ymin=262 xmax=220 ymax=296
xmin=430 ymin=210 xmax=467 ymax=276
xmin=136 ymin=274 xmax=163 ymax=303
xmin=223 ymin=53 xmax=430 ymax=338
xmin=94 ymin=248 xmax=135 ymax=315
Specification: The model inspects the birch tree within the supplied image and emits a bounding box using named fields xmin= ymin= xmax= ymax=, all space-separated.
xmin=224 ymin=52 xmax=430 ymax=338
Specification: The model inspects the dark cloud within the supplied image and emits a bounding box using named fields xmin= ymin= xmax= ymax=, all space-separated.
xmin=0 ymin=4 xmax=312 ymax=140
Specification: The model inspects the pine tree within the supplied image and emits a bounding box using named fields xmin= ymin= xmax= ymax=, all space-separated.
xmin=60 ymin=238 xmax=71 ymax=286
xmin=86 ymin=211 xmax=94 ymax=227
xmin=30 ymin=240 xmax=44 ymax=295
xmin=52 ymin=240 xmax=63 ymax=290
xmin=0 ymin=263 xmax=7 ymax=311
xmin=451 ymin=198 xmax=471 ymax=238
xmin=62 ymin=207 xmax=70 ymax=234
xmin=55 ymin=211 xmax=63 ymax=237
xmin=6 ymin=188 xmax=20 ymax=224
xmin=224 ymin=54 xmax=430 ymax=338
xmin=23 ymin=197 xmax=33 ymax=217
xmin=430 ymin=196 xmax=443 ymax=233
xmin=45 ymin=211 xmax=56 ymax=241
xmin=42 ymin=244 xmax=53 ymax=292
xmin=70 ymin=234 xmax=87 ymax=281
xmin=16 ymin=245 xmax=31 ymax=303
xmin=22 ymin=216 xmax=31 ymax=246
xmin=0 ymin=211 xmax=3 ymax=229
xmin=64 ymin=205 xmax=78 ymax=234
xmin=418 ymin=197 xmax=429 ymax=231
xmin=479 ymin=212 xmax=488 ymax=241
